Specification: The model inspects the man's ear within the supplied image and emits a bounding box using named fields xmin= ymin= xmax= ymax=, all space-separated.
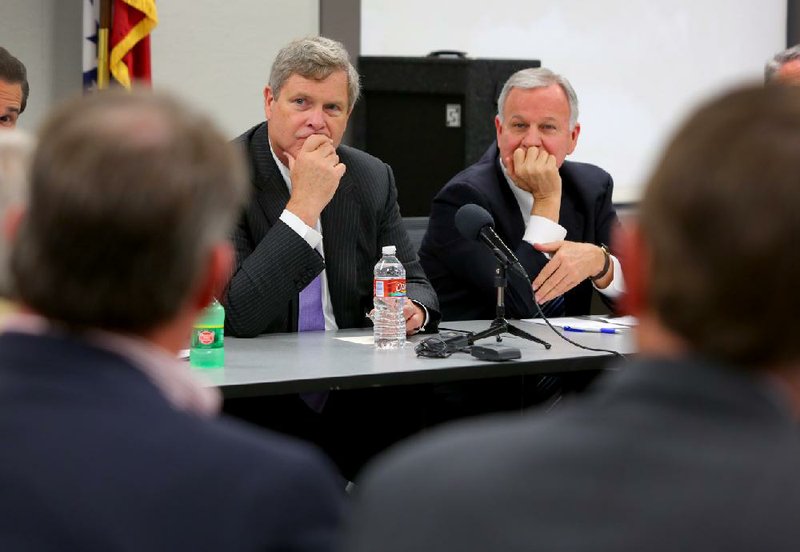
xmin=263 ymin=86 xmax=275 ymax=120
xmin=566 ymin=122 xmax=580 ymax=155
xmin=615 ymin=222 xmax=647 ymax=317
xmin=192 ymin=241 xmax=235 ymax=311
xmin=494 ymin=115 xmax=503 ymax=139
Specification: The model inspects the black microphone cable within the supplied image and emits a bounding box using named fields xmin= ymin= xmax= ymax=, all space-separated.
xmin=451 ymin=202 xmax=627 ymax=360
xmin=513 ymin=257 xmax=627 ymax=360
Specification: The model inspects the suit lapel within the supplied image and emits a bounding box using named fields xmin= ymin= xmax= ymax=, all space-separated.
xmin=321 ymin=164 xmax=359 ymax=326
xmin=558 ymin=162 xmax=585 ymax=242
xmin=249 ymin=123 xmax=290 ymax=227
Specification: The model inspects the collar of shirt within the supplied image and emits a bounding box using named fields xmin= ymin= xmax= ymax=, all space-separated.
xmin=268 ymin=138 xmax=294 ymax=193
xmin=2 ymin=313 xmax=221 ymax=417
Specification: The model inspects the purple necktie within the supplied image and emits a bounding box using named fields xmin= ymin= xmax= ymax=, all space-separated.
xmin=298 ymin=274 xmax=325 ymax=331
xmin=298 ymin=274 xmax=328 ymax=411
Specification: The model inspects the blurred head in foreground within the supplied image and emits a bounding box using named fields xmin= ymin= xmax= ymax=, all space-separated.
xmin=11 ymin=89 xmax=248 ymax=344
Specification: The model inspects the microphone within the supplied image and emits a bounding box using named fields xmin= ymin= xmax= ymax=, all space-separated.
xmin=454 ymin=204 xmax=529 ymax=280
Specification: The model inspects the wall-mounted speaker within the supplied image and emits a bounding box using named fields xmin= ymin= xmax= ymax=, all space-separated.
xmin=351 ymin=55 xmax=541 ymax=217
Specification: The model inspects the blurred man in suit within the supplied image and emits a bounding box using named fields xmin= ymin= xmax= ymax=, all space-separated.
xmin=224 ymin=36 xmax=438 ymax=337
xmin=419 ymin=67 xmax=623 ymax=322
xmin=0 ymin=90 xmax=344 ymax=551
xmin=0 ymin=47 xmax=29 ymax=129
xmin=222 ymin=36 xmax=439 ymax=480
xmin=345 ymin=85 xmax=800 ymax=551
xmin=0 ymin=130 xmax=33 ymax=322
xmin=765 ymin=44 xmax=800 ymax=84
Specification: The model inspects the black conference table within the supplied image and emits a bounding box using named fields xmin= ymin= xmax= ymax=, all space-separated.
xmin=194 ymin=319 xmax=636 ymax=399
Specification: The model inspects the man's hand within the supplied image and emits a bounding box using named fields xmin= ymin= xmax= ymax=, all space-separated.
xmin=505 ymin=146 xmax=562 ymax=222
xmin=404 ymin=301 xmax=425 ymax=336
xmin=285 ymin=134 xmax=346 ymax=227
xmin=531 ymin=241 xmax=608 ymax=303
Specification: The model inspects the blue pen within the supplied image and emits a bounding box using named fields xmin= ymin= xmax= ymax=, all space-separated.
xmin=562 ymin=326 xmax=620 ymax=334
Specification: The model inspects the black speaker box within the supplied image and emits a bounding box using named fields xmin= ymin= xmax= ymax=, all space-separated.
xmin=351 ymin=55 xmax=541 ymax=217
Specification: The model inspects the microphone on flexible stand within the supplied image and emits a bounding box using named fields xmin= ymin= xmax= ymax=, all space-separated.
xmin=417 ymin=203 xmax=625 ymax=360
xmin=451 ymin=203 xmax=551 ymax=350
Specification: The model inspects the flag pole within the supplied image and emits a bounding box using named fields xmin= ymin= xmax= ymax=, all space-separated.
xmin=97 ymin=0 xmax=112 ymax=89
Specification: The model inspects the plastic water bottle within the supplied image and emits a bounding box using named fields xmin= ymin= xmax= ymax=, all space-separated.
xmin=190 ymin=298 xmax=225 ymax=368
xmin=373 ymin=245 xmax=406 ymax=349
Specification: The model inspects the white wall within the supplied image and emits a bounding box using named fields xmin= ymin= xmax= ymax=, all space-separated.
xmin=151 ymin=0 xmax=318 ymax=138
xmin=362 ymin=0 xmax=787 ymax=203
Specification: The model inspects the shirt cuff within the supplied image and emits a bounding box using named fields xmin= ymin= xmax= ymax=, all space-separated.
xmin=522 ymin=216 xmax=567 ymax=258
xmin=280 ymin=209 xmax=322 ymax=249
xmin=410 ymin=300 xmax=430 ymax=332
xmin=593 ymin=254 xmax=625 ymax=299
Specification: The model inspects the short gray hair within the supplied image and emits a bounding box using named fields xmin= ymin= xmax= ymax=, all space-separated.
xmin=269 ymin=36 xmax=360 ymax=112
xmin=0 ymin=130 xmax=34 ymax=298
xmin=11 ymin=90 xmax=248 ymax=333
xmin=765 ymin=44 xmax=800 ymax=83
xmin=497 ymin=67 xmax=579 ymax=130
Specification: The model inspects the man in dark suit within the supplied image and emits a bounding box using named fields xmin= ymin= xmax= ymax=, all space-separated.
xmin=345 ymin=85 xmax=800 ymax=551
xmin=223 ymin=36 xmax=439 ymax=338
xmin=0 ymin=90 xmax=344 ymax=551
xmin=221 ymin=36 xmax=438 ymax=480
xmin=420 ymin=67 xmax=623 ymax=321
xmin=419 ymin=68 xmax=622 ymax=421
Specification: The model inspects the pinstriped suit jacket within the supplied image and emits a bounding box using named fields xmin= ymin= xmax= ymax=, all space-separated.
xmin=223 ymin=122 xmax=440 ymax=337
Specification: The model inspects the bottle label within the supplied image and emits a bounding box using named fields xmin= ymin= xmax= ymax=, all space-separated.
xmin=374 ymin=278 xmax=406 ymax=298
xmin=191 ymin=325 xmax=224 ymax=349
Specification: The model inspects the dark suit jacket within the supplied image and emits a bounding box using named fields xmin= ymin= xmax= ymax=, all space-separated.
xmin=346 ymin=357 xmax=800 ymax=552
xmin=419 ymin=143 xmax=619 ymax=320
xmin=0 ymin=331 xmax=344 ymax=551
xmin=224 ymin=122 xmax=439 ymax=337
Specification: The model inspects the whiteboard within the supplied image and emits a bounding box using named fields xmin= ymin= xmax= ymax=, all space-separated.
xmin=362 ymin=0 xmax=786 ymax=203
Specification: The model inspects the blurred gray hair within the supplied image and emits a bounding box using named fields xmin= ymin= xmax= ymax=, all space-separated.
xmin=0 ymin=130 xmax=34 ymax=298
xmin=765 ymin=44 xmax=800 ymax=83
xmin=269 ymin=36 xmax=360 ymax=112
xmin=497 ymin=67 xmax=579 ymax=130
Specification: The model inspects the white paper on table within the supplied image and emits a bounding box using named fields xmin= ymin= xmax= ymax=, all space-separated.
xmin=523 ymin=317 xmax=632 ymax=331
xmin=597 ymin=315 xmax=638 ymax=327
xmin=335 ymin=336 xmax=376 ymax=345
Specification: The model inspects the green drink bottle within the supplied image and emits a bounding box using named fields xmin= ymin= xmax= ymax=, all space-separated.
xmin=190 ymin=298 xmax=225 ymax=368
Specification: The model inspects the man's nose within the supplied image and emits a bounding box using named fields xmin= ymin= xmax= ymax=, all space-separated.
xmin=307 ymin=107 xmax=325 ymax=130
xmin=520 ymin=128 xmax=542 ymax=149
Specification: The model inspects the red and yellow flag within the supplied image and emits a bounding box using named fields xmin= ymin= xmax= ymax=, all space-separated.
xmin=108 ymin=0 xmax=158 ymax=89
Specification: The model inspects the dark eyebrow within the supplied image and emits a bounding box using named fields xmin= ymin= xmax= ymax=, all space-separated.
xmin=2 ymin=106 xmax=20 ymax=115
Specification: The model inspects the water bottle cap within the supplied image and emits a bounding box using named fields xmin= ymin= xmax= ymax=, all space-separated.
xmin=381 ymin=245 xmax=396 ymax=255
